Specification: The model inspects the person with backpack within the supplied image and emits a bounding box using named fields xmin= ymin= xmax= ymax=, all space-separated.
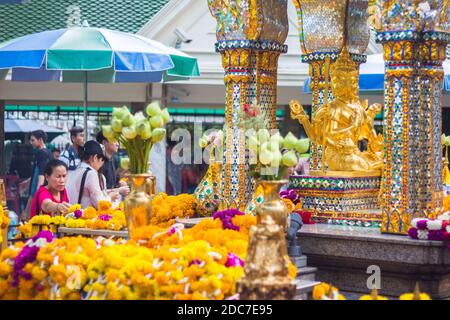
xmin=60 ymin=126 xmax=84 ymax=172
xmin=66 ymin=140 xmax=120 ymax=209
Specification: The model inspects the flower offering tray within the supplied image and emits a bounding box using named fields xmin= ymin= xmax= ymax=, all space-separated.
xmin=289 ymin=174 xmax=382 ymax=226
xmin=57 ymin=227 xmax=129 ymax=239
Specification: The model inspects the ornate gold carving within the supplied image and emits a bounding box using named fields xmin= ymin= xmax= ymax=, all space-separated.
xmin=237 ymin=180 xmax=296 ymax=300
xmin=208 ymin=0 xmax=288 ymax=43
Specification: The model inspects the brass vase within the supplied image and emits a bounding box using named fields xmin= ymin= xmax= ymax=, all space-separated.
xmin=237 ymin=179 xmax=296 ymax=300
xmin=124 ymin=174 xmax=152 ymax=238
xmin=255 ymin=180 xmax=290 ymax=232
xmin=146 ymin=162 xmax=157 ymax=197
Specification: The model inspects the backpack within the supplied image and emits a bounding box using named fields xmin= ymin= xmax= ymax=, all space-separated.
xmin=62 ymin=147 xmax=78 ymax=171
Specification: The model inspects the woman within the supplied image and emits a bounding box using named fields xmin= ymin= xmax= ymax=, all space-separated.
xmin=30 ymin=159 xmax=71 ymax=218
xmin=66 ymin=140 xmax=120 ymax=209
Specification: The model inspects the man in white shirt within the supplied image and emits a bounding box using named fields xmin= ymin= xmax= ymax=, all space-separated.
xmin=60 ymin=127 xmax=84 ymax=172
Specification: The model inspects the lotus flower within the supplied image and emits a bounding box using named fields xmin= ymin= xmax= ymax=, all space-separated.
xmin=111 ymin=118 xmax=123 ymax=133
xmin=136 ymin=121 xmax=152 ymax=140
xmin=122 ymin=126 xmax=137 ymax=140
xmin=146 ymin=101 xmax=162 ymax=117
xmin=259 ymin=147 xmax=274 ymax=165
xmin=151 ymin=128 xmax=166 ymax=143
xmin=295 ymin=138 xmax=310 ymax=154
xmin=120 ymin=158 xmax=130 ymax=170
xmin=112 ymin=106 xmax=128 ymax=120
xmin=257 ymin=129 xmax=270 ymax=144
xmin=271 ymin=132 xmax=284 ymax=146
xmin=283 ymin=132 xmax=298 ymax=149
xmin=161 ymin=108 xmax=170 ymax=124
xmin=102 ymin=125 xmax=116 ymax=141
xmin=133 ymin=111 xmax=146 ymax=122
xmin=282 ymin=150 xmax=298 ymax=167
xmin=150 ymin=115 xmax=164 ymax=128
xmin=122 ymin=113 xmax=135 ymax=127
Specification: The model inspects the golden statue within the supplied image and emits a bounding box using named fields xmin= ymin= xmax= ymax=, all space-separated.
xmin=290 ymin=46 xmax=383 ymax=176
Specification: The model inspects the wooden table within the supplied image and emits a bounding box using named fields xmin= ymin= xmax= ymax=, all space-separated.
xmin=57 ymin=227 xmax=129 ymax=238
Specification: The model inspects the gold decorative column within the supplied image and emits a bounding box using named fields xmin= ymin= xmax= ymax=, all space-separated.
xmin=376 ymin=33 xmax=420 ymax=234
xmin=208 ymin=0 xmax=288 ymax=210
xmin=373 ymin=0 xmax=450 ymax=234
xmin=417 ymin=1 xmax=450 ymax=210
xmin=292 ymin=0 xmax=370 ymax=171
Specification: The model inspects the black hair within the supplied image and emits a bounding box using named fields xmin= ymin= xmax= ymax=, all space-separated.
xmin=96 ymin=130 xmax=106 ymax=144
xmin=43 ymin=159 xmax=68 ymax=186
xmin=30 ymin=130 xmax=47 ymax=143
xmin=70 ymin=126 xmax=84 ymax=138
xmin=80 ymin=144 xmax=106 ymax=190
xmin=70 ymin=126 xmax=84 ymax=144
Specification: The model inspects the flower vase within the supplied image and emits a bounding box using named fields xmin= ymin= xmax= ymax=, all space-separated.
xmin=255 ymin=180 xmax=290 ymax=232
xmin=124 ymin=174 xmax=152 ymax=238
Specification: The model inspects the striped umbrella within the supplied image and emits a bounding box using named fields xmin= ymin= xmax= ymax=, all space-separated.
xmin=0 ymin=21 xmax=200 ymax=132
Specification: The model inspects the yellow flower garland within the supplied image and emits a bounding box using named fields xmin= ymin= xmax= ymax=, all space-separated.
xmin=0 ymin=205 xmax=10 ymax=244
xmin=312 ymin=283 xmax=346 ymax=300
xmin=150 ymin=193 xmax=196 ymax=228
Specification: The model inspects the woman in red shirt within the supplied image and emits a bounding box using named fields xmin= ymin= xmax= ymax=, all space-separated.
xmin=30 ymin=159 xmax=71 ymax=218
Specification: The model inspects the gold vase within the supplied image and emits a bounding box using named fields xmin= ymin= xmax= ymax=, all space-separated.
xmin=146 ymin=162 xmax=157 ymax=197
xmin=237 ymin=179 xmax=296 ymax=300
xmin=255 ymin=180 xmax=290 ymax=233
xmin=124 ymin=174 xmax=152 ymax=238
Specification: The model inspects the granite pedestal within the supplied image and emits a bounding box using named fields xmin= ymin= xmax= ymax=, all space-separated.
xmin=298 ymin=224 xmax=450 ymax=299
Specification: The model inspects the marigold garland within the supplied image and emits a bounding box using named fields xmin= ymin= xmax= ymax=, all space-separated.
xmin=0 ymin=200 xmax=299 ymax=300
xmin=0 ymin=205 xmax=10 ymax=244
xmin=150 ymin=193 xmax=196 ymax=228
xmin=312 ymin=283 xmax=346 ymax=300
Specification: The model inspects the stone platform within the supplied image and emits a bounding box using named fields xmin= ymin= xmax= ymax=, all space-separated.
xmin=298 ymin=224 xmax=450 ymax=299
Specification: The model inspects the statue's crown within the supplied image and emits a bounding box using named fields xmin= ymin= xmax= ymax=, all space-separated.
xmin=330 ymin=46 xmax=358 ymax=75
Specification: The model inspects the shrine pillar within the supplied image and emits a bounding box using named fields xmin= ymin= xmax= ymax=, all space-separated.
xmin=208 ymin=0 xmax=288 ymax=209
xmin=418 ymin=31 xmax=450 ymax=210
xmin=376 ymin=32 xmax=421 ymax=234
xmin=292 ymin=0 xmax=369 ymax=171
xmin=374 ymin=0 xmax=450 ymax=234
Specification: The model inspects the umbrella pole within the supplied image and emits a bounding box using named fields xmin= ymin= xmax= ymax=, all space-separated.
xmin=83 ymin=71 xmax=88 ymax=138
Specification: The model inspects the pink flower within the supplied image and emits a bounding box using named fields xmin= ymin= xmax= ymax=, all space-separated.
xmin=98 ymin=214 xmax=112 ymax=222
xmin=74 ymin=210 xmax=83 ymax=219
xmin=225 ymin=253 xmax=244 ymax=268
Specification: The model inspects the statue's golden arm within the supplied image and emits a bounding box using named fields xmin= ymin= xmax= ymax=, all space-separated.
xmin=289 ymin=100 xmax=318 ymax=143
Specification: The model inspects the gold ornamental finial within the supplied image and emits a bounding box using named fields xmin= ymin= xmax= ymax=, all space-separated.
xmin=413 ymin=282 xmax=421 ymax=300
xmin=330 ymin=46 xmax=358 ymax=76
xmin=370 ymin=287 xmax=379 ymax=300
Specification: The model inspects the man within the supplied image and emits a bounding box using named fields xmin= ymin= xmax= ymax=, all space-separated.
xmin=29 ymin=130 xmax=53 ymax=198
xmin=52 ymin=148 xmax=61 ymax=160
xmin=60 ymin=126 xmax=84 ymax=172
xmin=96 ymin=131 xmax=130 ymax=197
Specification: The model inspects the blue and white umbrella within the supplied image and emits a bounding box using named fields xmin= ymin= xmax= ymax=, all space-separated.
xmin=0 ymin=22 xmax=200 ymax=131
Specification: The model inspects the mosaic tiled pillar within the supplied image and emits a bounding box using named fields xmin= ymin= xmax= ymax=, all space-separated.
xmin=417 ymin=31 xmax=450 ymax=211
xmin=216 ymin=41 xmax=287 ymax=209
xmin=256 ymin=49 xmax=286 ymax=130
xmin=377 ymin=31 xmax=421 ymax=234
xmin=208 ymin=0 xmax=289 ymax=209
